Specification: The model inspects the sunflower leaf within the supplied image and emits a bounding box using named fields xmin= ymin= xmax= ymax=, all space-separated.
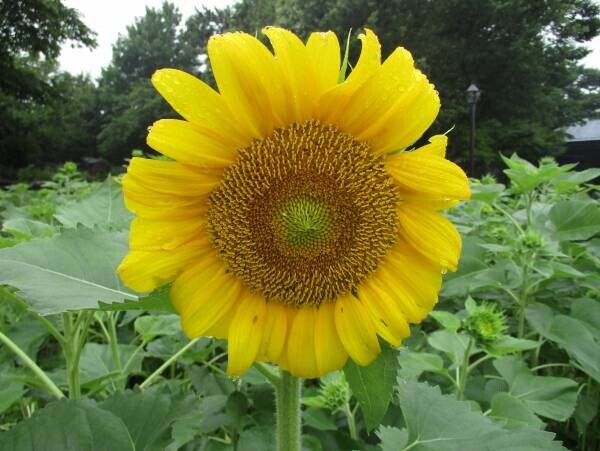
xmin=0 ymin=226 xmax=137 ymax=314
xmin=343 ymin=345 xmax=398 ymax=432
xmin=54 ymin=176 xmax=132 ymax=230
xmin=0 ymin=399 xmax=134 ymax=451
xmin=392 ymin=380 xmax=566 ymax=451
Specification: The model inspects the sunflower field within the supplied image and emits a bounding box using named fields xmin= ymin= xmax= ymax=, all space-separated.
xmin=0 ymin=153 xmax=597 ymax=451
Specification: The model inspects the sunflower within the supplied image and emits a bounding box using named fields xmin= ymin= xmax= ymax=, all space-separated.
xmin=117 ymin=27 xmax=470 ymax=378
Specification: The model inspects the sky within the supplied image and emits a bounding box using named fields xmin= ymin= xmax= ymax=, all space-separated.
xmin=58 ymin=0 xmax=237 ymax=78
xmin=59 ymin=0 xmax=600 ymax=79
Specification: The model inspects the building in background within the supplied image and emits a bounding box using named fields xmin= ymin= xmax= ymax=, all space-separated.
xmin=564 ymin=119 xmax=600 ymax=169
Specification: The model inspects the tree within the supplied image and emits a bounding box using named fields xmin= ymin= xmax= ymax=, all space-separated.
xmin=0 ymin=0 xmax=95 ymax=100
xmin=96 ymin=2 xmax=201 ymax=161
xmin=230 ymin=0 xmax=600 ymax=172
xmin=0 ymin=0 xmax=96 ymax=170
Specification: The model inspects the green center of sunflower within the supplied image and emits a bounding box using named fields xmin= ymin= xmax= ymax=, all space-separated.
xmin=277 ymin=197 xmax=331 ymax=248
xmin=207 ymin=120 xmax=398 ymax=306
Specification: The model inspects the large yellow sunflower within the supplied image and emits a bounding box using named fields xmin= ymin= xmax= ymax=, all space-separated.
xmin=117 ymin=27 xmax=470 ymax=378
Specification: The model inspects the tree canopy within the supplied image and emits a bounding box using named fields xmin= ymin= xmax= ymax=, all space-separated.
xmin=1 ymin=0 xmax=599 ymax=175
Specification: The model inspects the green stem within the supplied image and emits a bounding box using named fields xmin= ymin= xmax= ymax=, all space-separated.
xmin=456 ymin=338 xmax=473 ymax=400
xmin=4 ymin=289 xmax=66 ymax=346
xmin=517 ymin=305 xmax=526 ymax=339
xmin=254 ymin=362 xmax=281 ymax=386
xmin=275 ymin=370 xmax=302 ymax=451
xmin=139 ymin=337 xmax=199 ymax=389
xmin=493 ymin=203 xmax=525 ymax=236
xmin=0 ymin=331 xmax=64 ymax=399
xmin=62 ymin=311 xmax=93 ymax=399
xmin=531 ymin=363 xmax=571 ymax=372
xmin=468 ymin=354 xmax=494 ymax=373
xmin=107 ymin=313 xmax=121 ymax=371
xmin=342 ymin=402 xmax=357 ymax=440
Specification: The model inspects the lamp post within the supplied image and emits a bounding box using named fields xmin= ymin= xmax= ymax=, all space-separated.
xmin=466 ymin=83 xmax=481 ymax=175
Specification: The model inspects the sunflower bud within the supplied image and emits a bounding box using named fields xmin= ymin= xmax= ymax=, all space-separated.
xmin=520 ymin=231 xmax=544 ymax=250
xmin=319 ymin=373 xmax=350 ymax=412
xmin=464 ymin=301 xmax=506 ymax=344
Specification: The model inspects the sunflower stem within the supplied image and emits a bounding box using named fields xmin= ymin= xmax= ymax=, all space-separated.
xmin=0 ymin=330 xmax=64 ymax=399
xmin=275 ymin=370 xmax=302 ymax=451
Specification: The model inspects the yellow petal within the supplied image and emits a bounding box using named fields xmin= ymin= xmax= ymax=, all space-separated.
xmin=317 ymin=29 xmax=381 ymax=123
xmin=314 ymin=302 xmax=348 ymax=375
xmin=361 ymin=76 xmax=440 ymax=153
xmin=306 ymin=31 xmax=340 ymax=96
xmin=334 ymin=294 xmax=380 ymax=366
xmin=117 ymin=237 xmax=210 ymax=292
xmin=387 ymin=150 xmax=470 ymax=201
xmin=287 ymin=307 xmax=319 ymax=378
xmin=263 ymin=26 xmax=315 ymax=120
xmin=399 ymin=193 xmax=459 ymax=211
xmin=335 ymin=47 xmax=416 ymax=137
xmin=382 ymin=241 xmax=442 ymax=311
xmin=398 ymin=205 xmax=462 ymax=271
xmin=171 ymin=251 xmax=242 ymax=337
xmin=122 ymin=172 xmax=211 ymax=220
xmin=414 ymin=134 xmax=448 ymax=157
xmin=343 ymin=29 xmax=381 ymax=89
xmin=151 ymin=69 xmax=246 ymax=147
xmin=227 ymin=293 xmax=267 ymax=375
xmin=129 ymin=216 xmax=206 ymax=251
xmin=147 ymin=119 xmax=236 ymax=168
xmin=125 ymin=158 xmax=220 ymax=197
xmin=204 ymin=307 xmax=234 ymax=339
xmin=358 ymin=280 xmax=411 ymax=346
xmin=259 ymin=302 xmax=289 ymax=363
xmin=364 ymin=266 xmax=429 ymax=324
xmin=208 ymin=32 xmax=287 ymax=139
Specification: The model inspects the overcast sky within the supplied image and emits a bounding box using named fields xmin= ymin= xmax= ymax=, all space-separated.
xmin=59 ymin=0 xmax=600 ymax=79
xmin=58 ymin=0 xmax=237 ymax=78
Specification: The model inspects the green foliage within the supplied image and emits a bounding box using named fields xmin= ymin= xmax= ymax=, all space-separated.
xmin=0 ymin=152 xmax=599 ymax=447
xmin=95 ymin=2 xmax=202 ymax=162
xmin=231 ymin=0 xmax=600 ymax=168
xmin=0 ymin=0 xmax=97 ymax=169
xmin=0 ymin=227 xmax=136 ymax=314
xmin=344 ymin=345 xmax=399 ymax=432
xmin=381 ymin=381 xmax=565 ymax=450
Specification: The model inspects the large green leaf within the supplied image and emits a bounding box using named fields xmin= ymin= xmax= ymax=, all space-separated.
xmin=78 ymin=343 xmax=143 ymax=385
xmin=343 ymin=345 xmax=398 ymax=432
xmin=386 ymin=380 xmax=565 ymax=451
xmin=548 ymin=200 xmax=600 ymax=241
xmin=0 ymin=399 xmax=134 ymax=451
xmin=0 ymin=367 xmax=24 ymax=415
xmin=2 ymin=217 xmax=56 ymax=240
xmin=99 ymin=286 xmax=175 ymax=312
xmin=427 ymin=330 xmax=474 ymax=368
xmin=134 ymin=314 xmax=181 ymax=342
xmin=398 ymin=349 xmax=445 ymax=380
xmin=493 ymin=356 xmax=578 ymax=421
xmin=490 ymin=392 xmax=545 ymax=430
xmin=98 ymin=389 xmax=195 ymax=451
xmin=551 ymin=168 xmax=600 ymax=193
xmin=526 ymin=303 xmax=600 ymax=382
xmin=55 ymin=176 xmax=132 ymax=230
xmin=571 ymin=298 xmax=600 ymax=340
xmin=0 ymin=227 xmax=137 ymax=314
xmin=469 ymin=183 xmax=506 ymax=204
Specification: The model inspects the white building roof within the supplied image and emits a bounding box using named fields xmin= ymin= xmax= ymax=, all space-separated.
xmin=567 ymin=119 xmax=600 ymax=142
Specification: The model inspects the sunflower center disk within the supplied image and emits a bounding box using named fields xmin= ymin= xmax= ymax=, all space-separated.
xmin=277 ymin=197 xmax=331 ymax=248
xmin=207 ymin=120 xmax=398 ymax=306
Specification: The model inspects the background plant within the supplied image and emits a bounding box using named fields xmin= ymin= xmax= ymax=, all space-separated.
xmin=0 ymin=155 xmax=597 ymax=450
xmin=1 ymin=0 xmax=599 ymax=175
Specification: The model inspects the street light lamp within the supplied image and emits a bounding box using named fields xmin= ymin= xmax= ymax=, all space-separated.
xmin=466 ymin=83 xmax=481 ymax=175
